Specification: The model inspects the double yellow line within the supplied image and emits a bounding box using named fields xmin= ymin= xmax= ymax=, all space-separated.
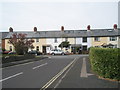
xmin=40 ymin=57 xmax=78 ymax=90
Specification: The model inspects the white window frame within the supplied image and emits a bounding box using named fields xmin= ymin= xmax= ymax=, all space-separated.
xmin=109 ymin=37 xmax=117 ymax=41
xmin=94 ymin=37 xmax=100 ymax=41
xmin=36 ymin=39 xmax=39 ymax=42
xmin=82 ymin=37 xmax=87 ymax=43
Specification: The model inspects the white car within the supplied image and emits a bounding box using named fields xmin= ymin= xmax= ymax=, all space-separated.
xmin=50 ymin=49 xmax=65 ymax=55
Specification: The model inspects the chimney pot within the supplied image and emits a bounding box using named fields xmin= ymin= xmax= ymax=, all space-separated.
xmin=61 ymin=26 xmax=64 ymax=31
xmin=113 ymin=24 xmax=117 ymax=30
xmin=87 ymin=25 xmax=90 ymax=30
xmin=34 ymin=27 xmax=37 ymax=32
xmin=9 ymin=27 xmax=13 ymax=32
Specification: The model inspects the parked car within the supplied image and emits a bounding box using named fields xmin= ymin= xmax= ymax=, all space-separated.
xmin=28 ymin=50 xmax=42 ymax=55
xmin=50 ymin=49 xmax=65 ymax=55
xmin=2 ymin=50 xmax=11 ymax=54
xmin=8 ymin=51 xmax=16 ymax=54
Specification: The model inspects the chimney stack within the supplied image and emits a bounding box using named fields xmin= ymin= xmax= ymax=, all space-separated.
xmin=9 ymin=27 xmax=13 ymax=32
xmin=61 ymin=26 xmax=64 ymax=31
xmin=87 ymin=25 xmax=90 ymax=30
xmin=34 ymin=27 xmax=37 ymax=32
xmin=113 ymin=24 xmax=117 ymax=30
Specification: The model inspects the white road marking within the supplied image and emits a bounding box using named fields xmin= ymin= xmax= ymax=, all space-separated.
xmin=33 ymin=63 xmax=48 ymax=69
xmin=80 ymin=58 xmax=87 ymax=77
xmin=2 ymin=59 xmax=44 ymax=70
xmin=54 ymin=79 xmax=62 ymax=88
xmin=87 ymin=73 xmax=94 ymax=76
xmin=48 ymin=57 xmax=51 ymax=58
xmin=40 ymin=57 xmax=78 ymax=90
xmin=0 ymin=72 xmax=23 ymax=82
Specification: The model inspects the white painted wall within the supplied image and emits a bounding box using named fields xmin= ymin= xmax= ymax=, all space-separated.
xmin=87 ymin=37 xmax=92 ymax=48
xmin=76 ymin=37 xmax=92 ymax=49
xmin=46 ymin=37 xmax=92 ymax=53
xmin=76 ymin=38 xmax=82 ymax=44
xmin=46 ymin=38 xmax=62 ymax=53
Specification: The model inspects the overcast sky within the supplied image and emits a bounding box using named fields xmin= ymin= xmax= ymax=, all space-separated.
xmin=0 ymin=0 xmax=119 ymax=31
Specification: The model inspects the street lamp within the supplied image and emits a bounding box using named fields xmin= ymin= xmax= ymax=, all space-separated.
xmin=61 ymin=26 xmax=64 ymax=50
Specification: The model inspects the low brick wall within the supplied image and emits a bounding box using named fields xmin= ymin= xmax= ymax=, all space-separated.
xmin=2 ymin=54 xmax=35 ymax=63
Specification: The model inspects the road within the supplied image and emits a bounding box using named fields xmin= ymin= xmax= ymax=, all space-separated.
xmin=0 ymin=55 xmax=119 ymax=89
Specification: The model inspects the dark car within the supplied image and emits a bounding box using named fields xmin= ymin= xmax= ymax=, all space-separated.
xmin=8 ymin=51 xmax=16 ymax=54
xmin=28 ymin=50 xmax=42 ymax=55
xmin=2 ymin=50 xmax=11 ymax=54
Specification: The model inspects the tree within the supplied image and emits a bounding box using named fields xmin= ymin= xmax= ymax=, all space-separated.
xmin=58 ymin=41 xmax=71 ymax=50
xmin=8 ymin=33 xmax=34 ymax=55
xmin=2 ymin=48 xmax=6 ymax=52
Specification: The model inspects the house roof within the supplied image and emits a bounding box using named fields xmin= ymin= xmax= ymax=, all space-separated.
xmin=2 ymin=29 xmax=120 ymax=39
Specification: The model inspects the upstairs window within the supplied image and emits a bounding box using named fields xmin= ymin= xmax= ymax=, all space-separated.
xmin=94 ymin=37 xmax=100 ymax=41
xmin=110 ymin=37 xmax=117 ymax=41
xmin=82 ymin=37 xmax=87 ymax=42
xmin=36 ymin=39 xmax=39 ymax=42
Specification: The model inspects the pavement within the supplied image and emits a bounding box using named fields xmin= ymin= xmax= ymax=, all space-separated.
xmin=0 ymin=55 xmax=119 ymax=90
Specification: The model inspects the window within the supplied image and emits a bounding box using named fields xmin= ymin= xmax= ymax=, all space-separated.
xmin=94 ymin=37 xmax=100 ymax=41
xmin=65 ymin=38 xmax=68 ymax=41
xmin=110 ymin=37 xmax=117 ymax=41
xmin=36 ymin=46 xmax=39 ymax=51
xmin=82 ymin=46 xmax=87 ymax=51
xmin=36 ymin=39 xmax=39 ymax=42
xmin=10 ymin=46 xmax=12 ymax=51
xmin=83 ymin=37 xmax=87 ymax=42
xmin=54 ymin=38 xmax=58 ymax=43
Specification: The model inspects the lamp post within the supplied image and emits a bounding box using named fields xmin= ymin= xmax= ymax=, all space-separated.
xmin=61 ymin=26 xmax=64 ymax=50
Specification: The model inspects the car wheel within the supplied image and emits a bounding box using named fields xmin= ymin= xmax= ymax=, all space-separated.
xmin=52 ymin=53 xmax=55 ymax=55
xmin=62 ymin=53 xmax=65 ymax=55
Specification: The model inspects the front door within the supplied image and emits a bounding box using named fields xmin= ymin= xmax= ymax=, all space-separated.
xmin=42 ymin=46 xmax=46 ymax=54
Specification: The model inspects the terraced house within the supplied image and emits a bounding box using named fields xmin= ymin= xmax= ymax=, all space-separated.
xmin=1 ymin=24 xmax=120 ymax=54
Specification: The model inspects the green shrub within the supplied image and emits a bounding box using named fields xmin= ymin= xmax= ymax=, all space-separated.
xmin=89 ymin=47 xmax=120 ymax=81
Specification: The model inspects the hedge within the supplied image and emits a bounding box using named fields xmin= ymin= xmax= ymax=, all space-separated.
xmin=89 ymin=47 xmax=120 ymax=81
